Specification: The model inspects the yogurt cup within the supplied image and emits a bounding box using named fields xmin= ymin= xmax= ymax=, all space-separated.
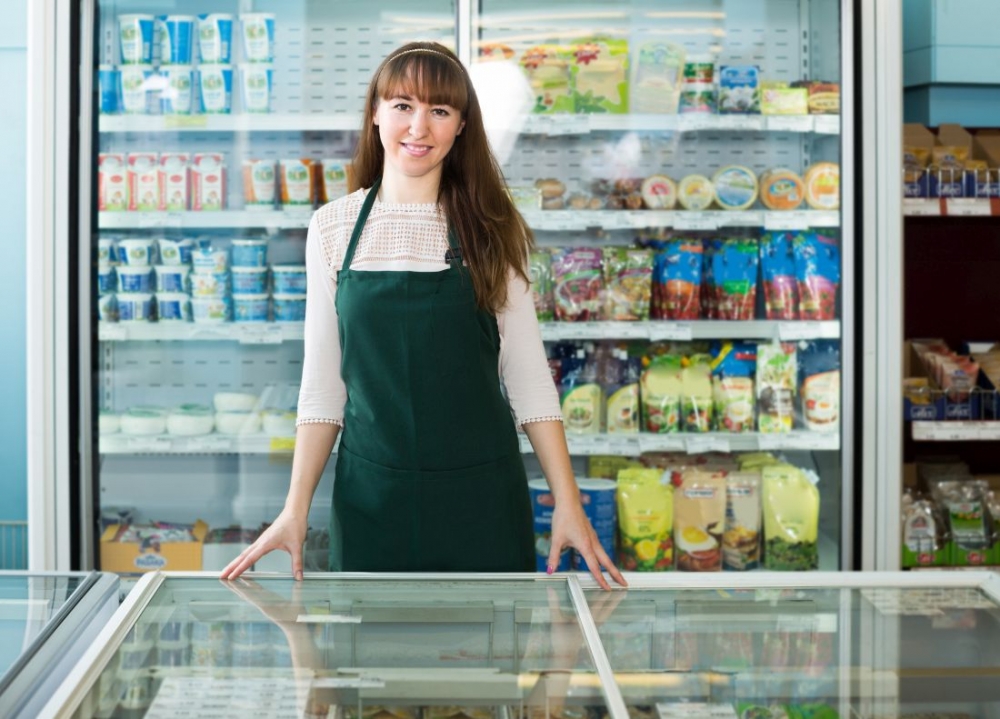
xmin=97 ymin=266 xmax=116 ymax=295
xmin=191 ymin=271 xmax=230 ymax=298
xmin=198 ymin=64 xmax=233 ymax=114
xmin=242 ymin=159 xmax=276 ymax=209
xmin=231 ymin=266 xmax=268 ymax=294
xmin=262 ymin=409 xmax=297 ymax=436
xmin=320 ymin=159 xmax=351 ymax=203
xmin=119 ymin=14 xmax=156 ymax=65
xmin=192 ymin=244 xmax=229 ymax=273
xmin=97 ymin=238 xmax=117 ymax=264
xmin=99 ymin=411 xmax=121 ymax=435
xmin=239 ymin=63 xmax=273 ymax=113
xmin=154 ymin=265 xmax=189 ymax=293
xmin=215 ymin=411 xmax=261 ymax=435
xmin=160 ymin=65 xmax=195 ymax=115
xmin=98 ymin=294 xmax=118 ymax=323
xmin=98 ymin=65 xmax=121 ymax=114
xmin=120 ymin=65 xmax=157 ymax=115
xmin=272 ymin=265 xmax=306 ymax=294
xmin=233 ymin=294 xmax=270 ymax=322
xmin=117 ymin=266 xmax=154 ymax=293
xmin=191 ymin=296 xmax=231 ymax=323
xmin=157 ymin=15 xmax=195 ymax=65
xmin=156 ymin=292 xmax=191 ymax=322
xmin=197 ymin=14 xmax=234 ymax=64
xmin=240 ymin=14 xmax=276 ymax=63
xmin=273 ymin=293 xmax=306 ymax=322
xmin=118 ymin=293 xmax=154 ymax=322
xmin=230 ymin=239 xmax=268 ymax=267
xmin=157 ymin=238 xmax=193 ymax=266
xmin=116 ymin=238 xmax=156 ymax=266
xmin=279 ymin=159 xmax=317 ymax=209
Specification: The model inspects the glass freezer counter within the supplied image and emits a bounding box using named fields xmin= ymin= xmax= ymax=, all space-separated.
xmin=40 ymin=572 xmax=1000 ymax=719
xmin=0 ymin=571 xmax=119 ymax=718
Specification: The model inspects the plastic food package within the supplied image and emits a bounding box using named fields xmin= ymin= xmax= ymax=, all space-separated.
xmin=552 ymin=248 xmax=604 ymax=321
xmin=559 ymin=347 xmax=603 ymax=434
xmin=793 ymin=232 xmax=841 ymax=320
xmin=674 ymin=470 xmax=727 ymax=571
xmin=712 ymin=238 xmax=758 ymax=321
xmin=652 ymin=240 xmax=702 ymax=320
xmin=528 ymin=251 xmax=555 ymax=322
xmin=760 ymin=233 xmax=800 ymax=320
xmin=640 ymin=352 xmax=683 ymax=434
xmin=604 ymin=349 xmax=641 ymax=434
xmin=603 ymin=247 xmax=653 ymax=321
xmin=757 ymin=342 xmax=798 ymax=433
xmin=680 ymin=355 xmax=714 ymax=433
xmin=718 ymin=65 xmax=761 ymax=114
xmin=711 ymin=342 xmax=757 ymax=433
xmin=630 ymin=42 xmax=685 ymax=114
xmin=723 ymin=471 xmax=762 ymax=570
xmin=798 ymin=340 xmax=841 ymax=432
xmin=616 ymin=468 xmax=673 ymax=571
xmin=762 ymin=465 xmax=820 ymax=570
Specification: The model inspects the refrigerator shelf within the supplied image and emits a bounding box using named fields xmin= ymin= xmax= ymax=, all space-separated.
xmin=97 ymin=113 xmax=841 ymax=136
xmin=98 ymin=431 xmax=839 ymax=456
xmin=97 ymin=320 xmax=840 ymax=343
xmin=911 ymin=421 xmax=1000 ymax=441
xmin=98 ymin=209 xmax=840 ymax=232
xmin=904 ymin=198 xmax=1000 ymax=217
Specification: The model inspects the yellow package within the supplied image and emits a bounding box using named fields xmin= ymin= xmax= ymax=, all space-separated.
xmin=588 ymin=455 xmax=642 ymax=480
xmin=762 ymin=465 xmax=820 ymax=570
xmin=738 ymin=452 xmax=780 ymax=471
xmin=616 ymin=468 xmax=673 ymax=571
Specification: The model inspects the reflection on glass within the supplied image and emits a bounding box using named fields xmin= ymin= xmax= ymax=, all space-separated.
xmin=0 ymin=576 xmax=85 ymax=681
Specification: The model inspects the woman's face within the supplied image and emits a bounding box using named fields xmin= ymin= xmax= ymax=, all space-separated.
xmin=374 ymin=93 xmax=465 ymax=183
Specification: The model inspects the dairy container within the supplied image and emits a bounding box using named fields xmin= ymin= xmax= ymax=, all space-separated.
xmin=240 ymin=64 xmax=273 ymax=113
xmin=279 ymin=159 xmax=317 ymax=209
xmin=117 ymin=266 xmax=154 ymax=294
xmin=230 ymin=239 xmax=268 ymax=267
xmin=529 ymin=479 xmax=572 ymax=572
xmin=156 ymin=292 xmax=192 ymax=322
xmin=272 ymin=294 xmax=305 ymax=322
xmin=157 ymin=238 xmax=193 ymax=265
xmin=158 ymin=154 xmax=189 ymax=211
xmin=154 ymin=265 xmax=189 ymax=293
xmin=320 ymin=159 xmax=351 ymax=203
xmin=272 ymin=265 xmax=306 ymax=294
xmin=571 ymin=479 xmax=618 ymax=573
xmin=157 ymin=15 xmax=195 ymax=65
xmin=231 ymin=267 xmax=268 ymax=294
xmin=97 ymin=238 xmax=116 ymax=264
xmin=191 ymin=244 xmax=229 ymax=273
xmin=190 ymin=153 xmax=227 ymax=211
xmin=240 ymin=14 xmax=275 ymax=63
xmin=197 ymin=14 xmax=234 ymax=64
xmin=118 ymin=293 xmax=155 ymax=322
xmin=127 ymin=153 xmax=160 ymax=211
xmin=160 ymin=66 xmax=194 ymax=115
xmin=192 ymin=296 xmax=231 ymax=323
xmin=98 ymin=66 xmax=121 ymax=114
xmin=119 ymin=65 xmax=157 ymax=115
xmin=98 ymin=154 xmax=128 ymax=211
xmin=242 ymin=159 xmax=276 ymax=209
xmin=97 ymin=266 xmax=116 ymax=295
xmin=233 ymin=294 xmax=270 ymax=322
xmin=191 ymin=271 xmax=230 ymax=298
xmin=116 ymin=238 xmax=156 ymax=267
xmin=98 ymin=294 xmax=118 ymax=323
xmin=198 ymin=65 xmax=233 ymax=114
xmin=119 ymin=15 xmax=155 ymax=64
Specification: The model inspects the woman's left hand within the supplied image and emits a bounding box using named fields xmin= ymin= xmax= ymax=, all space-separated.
xmin=548 ymin=502 xmax=627 ymax=590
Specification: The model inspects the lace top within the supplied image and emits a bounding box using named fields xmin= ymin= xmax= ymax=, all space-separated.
xmin=296 ymin=189 xmax=563 ymax=429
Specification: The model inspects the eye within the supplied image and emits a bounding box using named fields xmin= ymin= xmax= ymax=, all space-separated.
xmin=431 ymin=108 xmax=450 ymax=117
xmin=393 ymin=102 xmax=411 ymax=112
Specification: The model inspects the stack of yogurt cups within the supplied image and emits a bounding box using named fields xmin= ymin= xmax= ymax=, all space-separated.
xmin=101 ymin=13 xmax=275 ymax=116
xmin=98 ymin=236 xmax=162 ymax=323
xmin=191 ymin=239 xmax=232 ymax=322
xmin=230 ymin=238 xmax=269 ymax=321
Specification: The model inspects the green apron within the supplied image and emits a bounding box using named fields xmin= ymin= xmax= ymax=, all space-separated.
xmin=330 ymin=178 xmax=535 ymax=572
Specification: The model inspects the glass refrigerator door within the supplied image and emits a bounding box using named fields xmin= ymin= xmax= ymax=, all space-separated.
xmin=91 ymin=3 xmax=457 ymax=574
xmin=472 ymin=0 xmax=851 ymax=570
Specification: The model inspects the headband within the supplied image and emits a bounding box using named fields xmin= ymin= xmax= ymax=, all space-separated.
xmin=386 ymin=47 xmax=464 ymax=71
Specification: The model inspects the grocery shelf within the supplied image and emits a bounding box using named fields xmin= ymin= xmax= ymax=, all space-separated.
xmin=903 ymin=198 xmax=1000 ymax=217
xmin=98 ymin=113 xmax=362 ymax=134
xmin=99 ymin=322 xmax=304 ymax=343
xmin=911 ymin=421 xmax=1000 ymax=441
xmin=98 ymin=208 xmax=841 ymax=232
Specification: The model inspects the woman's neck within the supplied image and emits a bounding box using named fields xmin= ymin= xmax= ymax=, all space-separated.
xmin=377 ymin=166 xmax=441 ymax=204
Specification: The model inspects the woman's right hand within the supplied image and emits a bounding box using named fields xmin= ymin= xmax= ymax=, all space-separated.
xmin=219 ymin=509 xmax=308 ymax=581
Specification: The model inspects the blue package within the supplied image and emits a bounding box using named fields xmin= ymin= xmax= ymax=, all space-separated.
xmin=718 ymin=65 xmax=760 ymax=114
xmin=710 ymin=342 xmax=758 ymax=378
xmin=712 ymin=239 xmax=758 ymax=321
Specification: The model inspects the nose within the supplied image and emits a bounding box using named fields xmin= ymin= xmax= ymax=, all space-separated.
xmin=408 ymin=108 xmax=429 ymax=138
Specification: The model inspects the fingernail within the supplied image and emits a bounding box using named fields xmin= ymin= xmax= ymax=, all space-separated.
xmin=546 ymin=565 xmax=554 ymax=575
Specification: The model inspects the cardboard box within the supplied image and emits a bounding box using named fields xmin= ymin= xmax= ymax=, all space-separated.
xmin=903 ymin=124 xmax=935 ymax=198
xmin=934 ymin=124 xmax=973 ymax=197
xmin=101 ymin=520 xmax=208 ymax=574
xmin=903 ymin=340 xmax=982 ymax=421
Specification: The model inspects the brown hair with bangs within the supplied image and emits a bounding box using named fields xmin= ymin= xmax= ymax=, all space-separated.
xmin=352 ymin=41 xmax=534 ymax=314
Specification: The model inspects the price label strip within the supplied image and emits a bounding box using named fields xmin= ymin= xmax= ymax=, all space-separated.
xmin=947 ymin=199 xmax=993 ymax=217
xmin=903 ymin=199 xmax=943 ymax=216
xmin=99 ymin=324 xmax=127 ymax=341
xmin=913 ymin=421 xmax=988 ymax=441
xmin=778 ymin=321 xmax=828 ymax=340
xmin=138 ymin=212 xmax=184 ymax=229
xmin=764 ymin=211 xmax=812 ymax=231
xmin=767 ymin=116 xmax=813 ymax=132
xmin=814 ymin=115 xmax=840 ymax=135
xmin=648 ymin=322 xmax=694 ymax=342
xmin=685 ymin=435 xmax=731 ymax=454
xmin=545 ymin=114 xmax=590 ymax=136
xmin=678 ymin=114 xmax=713 ymax=132
xmin=673 ymin=214 xmax=718 ymax=231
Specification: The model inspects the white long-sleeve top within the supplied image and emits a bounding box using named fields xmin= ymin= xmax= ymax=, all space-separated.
xmin=295 ymin=188 xmax=563 ymax=429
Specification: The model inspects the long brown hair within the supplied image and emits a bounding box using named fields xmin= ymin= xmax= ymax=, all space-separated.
xmin=352 ymin=41 xmax=534 ymax=313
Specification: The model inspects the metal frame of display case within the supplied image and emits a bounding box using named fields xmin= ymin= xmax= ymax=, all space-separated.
xmin=38 ymin=570 xmax=1000 ymax=719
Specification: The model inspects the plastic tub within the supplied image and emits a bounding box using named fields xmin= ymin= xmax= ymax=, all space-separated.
xmin=215 ymin=411 xmax=261 ymax=435
xmin=117 ymin=293 xmax=154 ymax=322
xmin=97 ymin=266 xmax=116 ymax=294
xmin=213 ymin=392 xmax=258 ymax=412
xmin=233 ymin=293 xmax=269 ymax=322
xmin=239 ymin=14 xmax=276 ymax=63
xmin=156 ymin=292 xmax=191 ymax=322
xmin=157 ymin=237 xmax=193 ymax=266
xmin=192 ymin=245 xmax=229 ymax=273
xmin=273 ymin=293 xmax=305 ymax=322
xmin=97 ymin=294 xmax=118 ymax=322
xmin=230 ymin=239 xmax=268 ymax=267
xmin=154 ymin=265 xmax=189 ymax=293
xmin=231 ymin=266 xmax=268 ymax=294
xmin=167 ymin=404 xmax=214 ymax=436
xmin=191 ymin=296 xmax=230 ymax=323
xmin=272 ymin=265 xmax=306 ymax=294
xmin=197 ymin=14 xmax=234 ymax=64
xmin=157 ymin=15 xmax=195 ymax=65
xmin=239 ymin=63 xmax=273 ymax=113
xmin=116 ymin=238 xmax=156 ymax=266
xmin=190 ymin=270 xmax=230 ymax=298
xmin=119 ymin=14 xmax=156 ymax=64
xmin=97 ymin=238 xmax=116 ymax=264
xmin=120 ymin=407 xmax=167 ymax=436
xmin=117 ymin=266 xmax=153 ymax=293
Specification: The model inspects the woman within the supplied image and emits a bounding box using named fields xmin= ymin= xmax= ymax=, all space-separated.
xmin=222 ymin=42 xmax=625 ymax=590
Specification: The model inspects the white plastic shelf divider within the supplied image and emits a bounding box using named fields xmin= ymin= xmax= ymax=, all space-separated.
xmin=912 ymin=421 xmax=1000 ymax=441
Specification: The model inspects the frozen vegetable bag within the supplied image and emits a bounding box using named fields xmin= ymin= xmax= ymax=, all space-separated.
xmin=762 ymin=465 xmax=820 ymax=570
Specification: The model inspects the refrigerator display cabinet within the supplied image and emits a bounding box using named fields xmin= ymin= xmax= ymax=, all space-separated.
xmin=40 ymin=571 xmax=1000 ymax=718
xmin=82 ymin=0 xmax=856 ymax=574
xmin=0 ymin=572 xmax=119 ymax=718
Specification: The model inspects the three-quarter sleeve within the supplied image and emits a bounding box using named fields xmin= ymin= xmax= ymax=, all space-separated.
xmin=496 ymin=268 xmax=563 ymax=428
xmin=295 ymin=214 xmax=346 ymax=427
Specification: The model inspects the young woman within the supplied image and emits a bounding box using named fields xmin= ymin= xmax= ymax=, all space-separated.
xmin=222 ymin=42 xmax=625 ymax=590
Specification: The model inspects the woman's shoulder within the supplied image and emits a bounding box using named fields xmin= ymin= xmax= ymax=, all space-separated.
xmin=313 ymin=189 xmax=367 ymax=233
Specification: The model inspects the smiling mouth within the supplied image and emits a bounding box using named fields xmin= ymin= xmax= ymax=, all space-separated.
xmin=402 ymin=143 xmax=432 ymax=156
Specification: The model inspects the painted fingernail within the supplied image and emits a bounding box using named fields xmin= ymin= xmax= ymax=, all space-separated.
xmin=546 ymin=565 xmax=554 ymax=575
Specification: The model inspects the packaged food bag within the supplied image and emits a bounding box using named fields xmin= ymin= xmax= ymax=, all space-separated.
xmin=674 ymin=470 xmax=727 ymax=571
xmin=640 ymin=352 xmax=683 ymax=433
xmin=793 ymin=232 xmax=841 ymax=321
xmin=559 ymin=347 xmax=603 ymax=434
xmin=757 ymin=342 xmax=797 ymax=433
xmin=604 ymin=348 xmax=641 ymax=434
xmin=798 ymin=340 xmax=841 ymax=432
xmin=762 ymin=465 xmax=820 ymax=570
xmin=723 ymin=471 xmax=762 ymax=570
xmin=570 ymin=36 xmax=629 ymax=114
xmin=652 ymin=240 xmax=703 ymax=320
xmin=552 ymin=247 xmax=604 ymax=321
xmin=760 ymin=233 xmax=799 ymax=320
xmin=712 ymin=238 xmax=759 ymax=321
xmin=681 ymin=354 xmax=714 ymax=433
xmin=630 ymin=41 xmax=684 ymax=114
xmin=520 ymin=45 xmax=574 ymax=114
xmin=603 ymin=247 xmax=653 ymax=321
xmin=529 ymin=250 xmax=555 ymax=322
xmin=617 ymin=468 xmax=673 ymax=571
xmin=711 ymin=342 xmax=757 ymax=433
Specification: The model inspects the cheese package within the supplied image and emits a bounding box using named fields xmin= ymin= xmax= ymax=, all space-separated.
xmin=760 ymin=84 xmax=809 ymax=115
xmin=570 ymin=37 xmax=629 ymax=114
xmin=641 ymin=174 xmax=677 ymax=209
xmin=794 ymin=81 xmax=840 ymax=115
xmin=678 ymin=175 xmax=714 ymax=211
xmin=713 ymin=166 xmax=759 ymax=211
xmin=759 ymin=169 xmax=805 ymax=211
xmin=804 ymin=162 xmax=840 ymax=210
xmin=718 ymin=65 xmax=760 ymax=114
xmin=630 ymin=41 xmax=685 ymax=114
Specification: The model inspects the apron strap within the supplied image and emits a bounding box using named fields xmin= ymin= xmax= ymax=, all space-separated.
xmin=341 ymin=176 xmax=381 ymax=272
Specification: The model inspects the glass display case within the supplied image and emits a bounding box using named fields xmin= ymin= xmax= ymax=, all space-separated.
xmin=0 ymin=572 xmax=119 ymax=718
xmin=41 ymin=571 xmax=1000 ymax=718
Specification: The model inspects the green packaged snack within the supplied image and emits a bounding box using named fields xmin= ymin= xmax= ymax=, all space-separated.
xmin=529 ymin=251 xmax=555 ymax=322
xmin=603 ymin=247 xmax=653 ymax=321
xmin=640 ymin=353 xmax=682 ymax=434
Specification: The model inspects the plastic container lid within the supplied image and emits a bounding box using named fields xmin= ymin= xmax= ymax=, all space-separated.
xmin=677 ymin=175 xmax=715 ymax=211
xmin=640 ymin=175 xmax=677 ymax=210
xmin=712 ymin=165 xmax=759 ymax=210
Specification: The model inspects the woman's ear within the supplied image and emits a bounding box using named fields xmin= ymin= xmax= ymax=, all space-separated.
xmin=457 ymin=120 xmax=466 ymax=136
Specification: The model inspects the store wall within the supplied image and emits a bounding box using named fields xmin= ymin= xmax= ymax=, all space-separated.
xmin=0 ymin=0 xmax=28 ymax=567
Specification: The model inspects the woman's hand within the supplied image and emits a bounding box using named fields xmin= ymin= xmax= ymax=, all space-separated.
xmin=548 ymin=502 xmax=627 ymax=590
xmin=220 ymin=510 xmax=308 ymax=581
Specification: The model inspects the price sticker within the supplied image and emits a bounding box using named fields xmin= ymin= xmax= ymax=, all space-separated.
xmin=814 ymin=116 xmax=840 ymax=135
xmin=586 ymin=435 xmax=610 ymax=454
xmin=607 ymin=435 xmax=641 ymax=455
xmin=238 ymin=325 xmax=283 ymax=345
xmin=778 ymin=321 xmax=827 ymax=340
xmin=764 ymin=212 xmax=812 ymax=231
xmin=270 ymin=437 xmax=296 ymax=452
xmin=903 ymin=199 xmax=941 ymax=217
xmin=100 ymin=324 xmax=127 ymax=341
xmin=947 ymin=199 xmax=993 ymax=217
xmin=685 ymin=435 xmax=731 ymax=454
xmin=186 ymin=436 xmax=232 ymax=452
xmin=129 ymin=437 xmax=172 ymax=453
xmin=723 ymin=211 xmax=763 ymax=227
xmin=678 ymin=114 xmax=713 ymax=132
xmin=718 ymin=115 xmax=763 ymax=131
xmin=673 ymin=214 xmax=718 ymax=231
xmin=782 ymin=432 xmax=837 ymax=451
xmin=164 ymin=115 xmax=208 ymax=130
xmin=767 ymin=116 xmax=812 ymax=132
xmin=546 ymin=114 xmax=590 ymax=136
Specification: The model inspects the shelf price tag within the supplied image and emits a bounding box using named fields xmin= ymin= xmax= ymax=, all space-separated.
xmin=778 ymin=321 xmax=827 ymax=340
xmin=639 ymin=435 xmax=683 ymax=452
xmin=767 ymin=116 xmax=812 ymax=132
xmin=903 ymin=199 xmax=941 ymax=216
xmin=947 ymin=199 xmax=993 ymax=217
xmin=678 ymin=114 xmax=713 ymax=132
xmin=607 ymin=435 xmax=641 ymax=455
xmin=238 ymin=325 xmax=283 ymax=345
xmin=814 ymin=116 xmax=840 ymax=135
xmin=129 ymin=437 xmax=172 ymax=453
xmin=718 ymin=115 xmax=763 ymax=131
xmin=913 ymin=421 xmax=982 ymax=441
xmin=648 ymin=322 xmax=693 ymax=342
xmin=186 ymin=436 xmax=233 ymax=452
xmin=164 ymin=115 xmax=208 ymax=130
xmin=685 ymin=435 xmax=731 ymax=454
xmin=312 ymin=678 xmax=386 ymax=689
xmin=138 ymin=212 xmax=183 ymax=229
xmin=545 ymin=114 xmax=590 ymax=136
xmin=673 ymin=214 xmax=718 ymax=231
xmin=756 ymin=434 xmax=783 ymax=451
xmin=977 ymin=423 xmax=1000 ymax=440
xmin=280 ymin=210 xmax=312 ymax=229
xmin=764 ymin=212 xmax=812 ymax=231
xmin=603 ymin=211 xmax=638 ymax=230
xmin=721 ymin=211 xmax=762 ymax=227
xmin=782 ymin=432 xmax=837 ymax=451
xmin=585 ymin=435 xmax=610 ymax=454
xmin=99 ymin=324 xmax=127 ymax=341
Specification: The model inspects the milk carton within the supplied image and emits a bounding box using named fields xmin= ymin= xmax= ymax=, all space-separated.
xmin=239 ymin=14 xmax=275 ymax=63
xmin=279 ymin=159 xmax=317 ymax=209
xmin=197 ymin=14 xmax=234 ymax=64
xmin=99 ymin=154 xmax=129 ymax=212
xmin=240 ymin=64 xmax=273 ymax=113
xmin=127 ymin=153 xmax=160 ymax=212
xmin=242 ymin=159 xmax=276 ymax=210
xmin=198 ymin=65 xmax=233 ymax=114
xmin=191 ymin=153 xmax=227 ymax=211
xmin=158 ymin=154 xmax=190 ymax=211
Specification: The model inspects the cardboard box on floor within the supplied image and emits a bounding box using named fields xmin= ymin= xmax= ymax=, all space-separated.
xmin=101 ymin=520 xmax=208 ymax=574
